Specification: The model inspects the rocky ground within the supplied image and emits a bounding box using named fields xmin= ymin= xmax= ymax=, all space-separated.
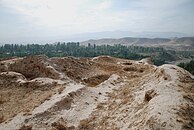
xmin=0 ymin=55 xmax=193 ymax=130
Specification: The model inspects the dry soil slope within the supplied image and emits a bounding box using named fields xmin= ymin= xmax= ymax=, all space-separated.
xmin=81 ymin=37 xmax=194 ymax=51
xmin=0 ymin=55 xmax=193 ymax=130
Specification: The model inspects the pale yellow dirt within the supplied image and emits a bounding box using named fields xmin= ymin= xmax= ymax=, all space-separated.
xmin=0 ymin=55 xmax=193 ymax=130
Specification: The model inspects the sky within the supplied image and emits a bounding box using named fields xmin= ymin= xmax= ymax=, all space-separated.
xmin=0 ymin=0 xmax=194 ymax=43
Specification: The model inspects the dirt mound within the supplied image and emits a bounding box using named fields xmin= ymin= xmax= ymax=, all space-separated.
xmin=75 ymin=65 xmax=194 ymax=130
xmin=7 ymin=55 xmax=61 ymax=79
xmin=0 ymin=55 xmax=193 ymax=130
xmin=50 ymin=57 xmax=92 ymax=81
xmin=91 ymin=55 xmax=119 ymax=64
xmin=0 ymin=72 xmax=26 ymax=87
xmin=0 ymin=56 xmax=69 ymax=122
xmin=139 ymin=57 xmax=153 ymax=65
xmin=0 ymin=75 xmax=66 ymax=122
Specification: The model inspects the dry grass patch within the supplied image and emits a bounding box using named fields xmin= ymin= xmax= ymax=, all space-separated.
xmin=177 ymin=104 xmax=194 ymax=130
xmin=78 ymin=119 xmax=93 ymax=130
xmin=0 ymin=87 xmax=54 ymax=121
xmin=176 ymin=77 xmax=194 ymax=130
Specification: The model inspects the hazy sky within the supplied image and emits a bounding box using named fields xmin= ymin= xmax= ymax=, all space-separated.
xmin=0 ymin=0 xmax=194 ymax=42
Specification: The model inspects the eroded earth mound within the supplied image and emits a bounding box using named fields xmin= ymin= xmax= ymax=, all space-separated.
xmin=0 ymin=55 xmax=193 ymax=130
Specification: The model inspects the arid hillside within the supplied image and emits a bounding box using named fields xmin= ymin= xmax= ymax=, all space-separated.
xmin=81 ymin=37 xmax=194 ymax=51
xmin=0 ymin=55 xmax=194 ymax=130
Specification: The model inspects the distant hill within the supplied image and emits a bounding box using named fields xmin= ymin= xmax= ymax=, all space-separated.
xmin=67 ymin=31 xmax=191 ymax=41
xmin=81 ymin=37 xmax=194 ymax=51
xmin=1 ymin=31 xmax=192 ymax=45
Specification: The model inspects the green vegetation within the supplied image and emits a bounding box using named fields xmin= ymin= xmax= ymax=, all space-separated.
xmin=0 ymin=42 xmax=193 ymax=66
xmin=178 ymin=60 xmax=194 ymax=75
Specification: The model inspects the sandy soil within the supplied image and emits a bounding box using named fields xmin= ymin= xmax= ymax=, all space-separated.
xmin=0 ymin=55 xmax=193 ymax=130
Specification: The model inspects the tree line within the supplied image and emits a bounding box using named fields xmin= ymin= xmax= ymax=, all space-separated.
xmin=178 ymin=60 xmax=194 ymax=75
xmin=0 ymin=42 xmax=191 ymax=66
